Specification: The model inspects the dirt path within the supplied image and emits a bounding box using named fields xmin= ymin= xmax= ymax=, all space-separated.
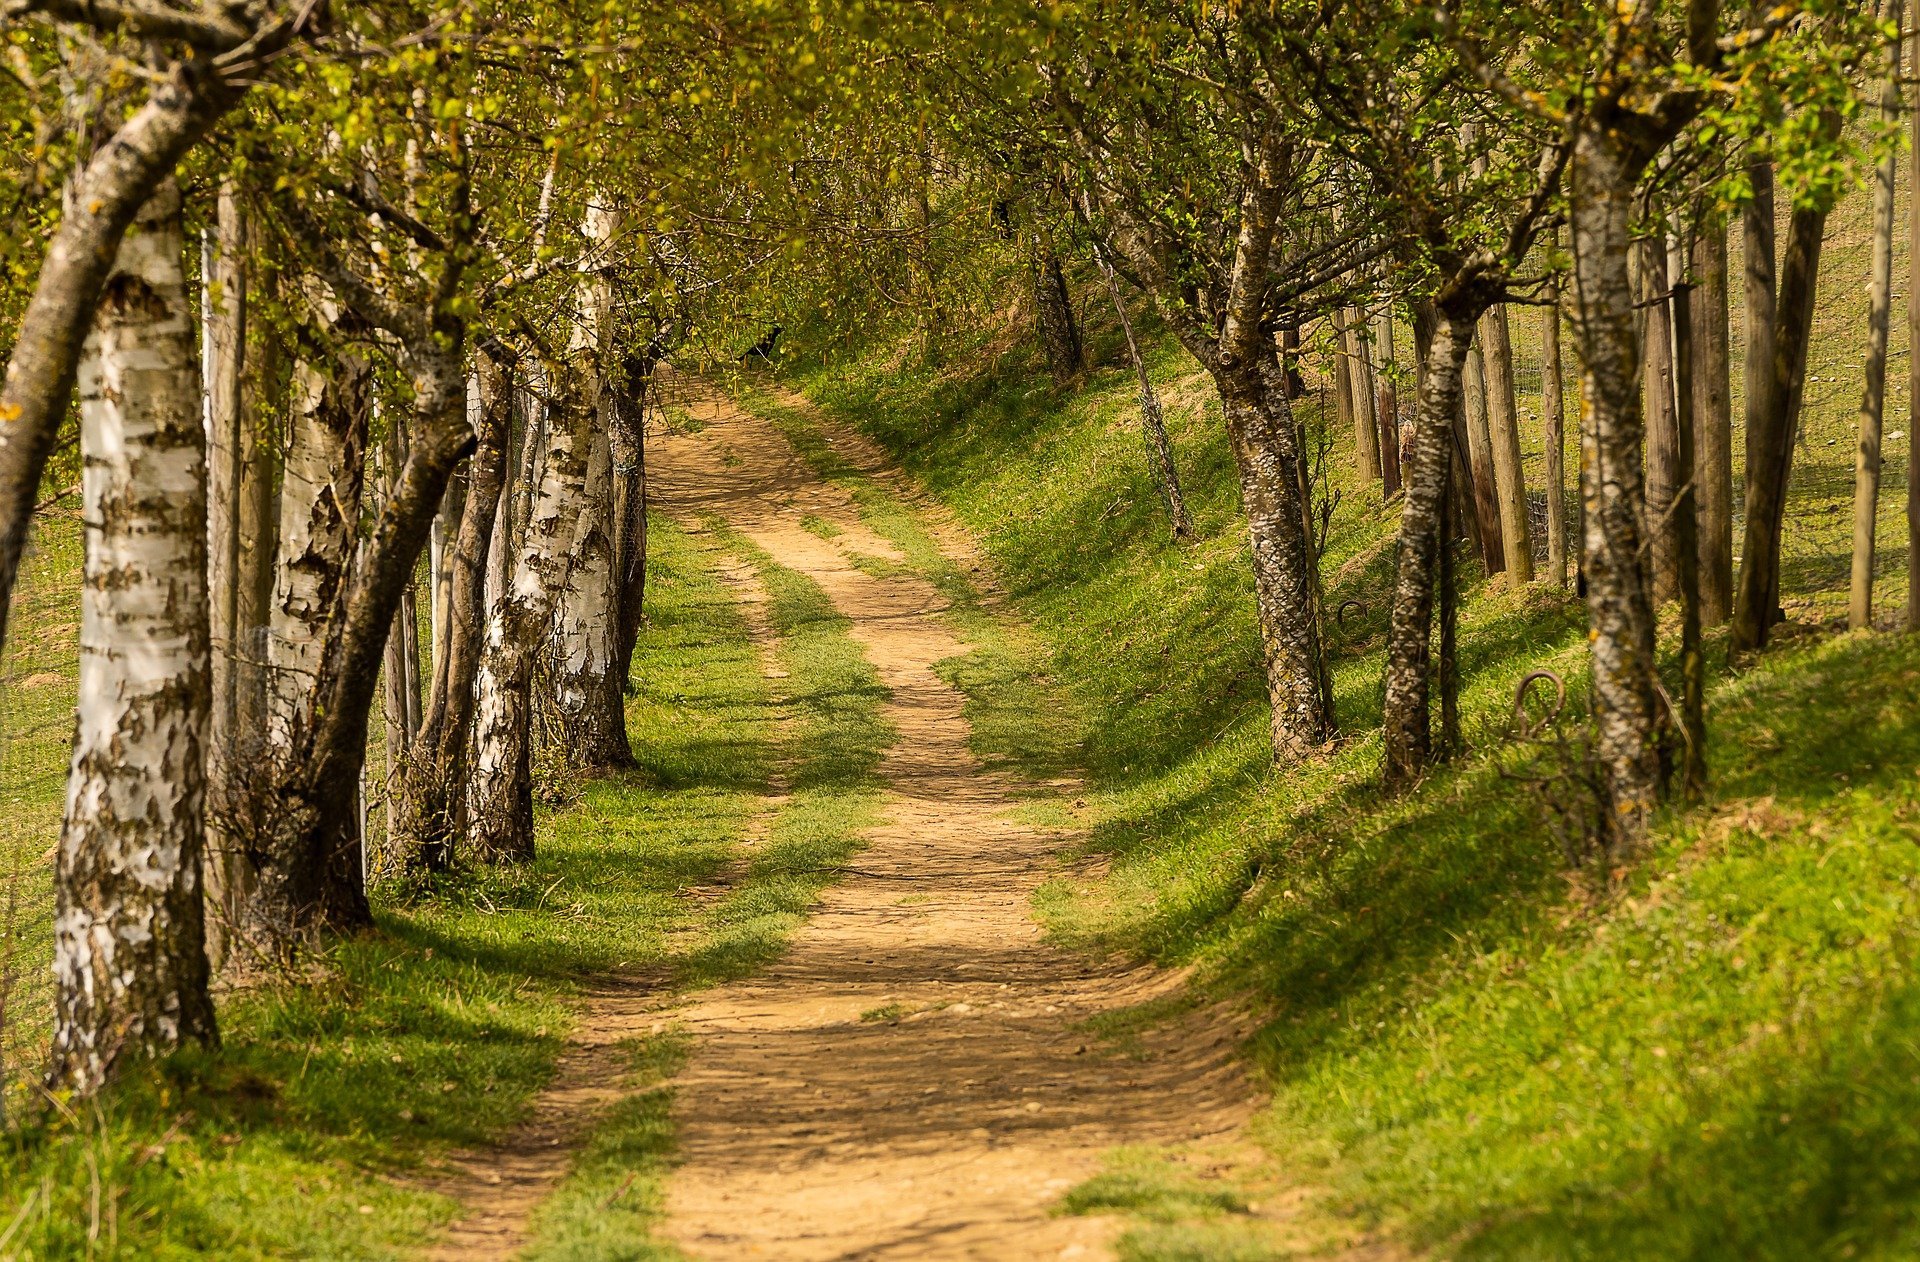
xmin=646 ymin=384 xmax=1257 ymax=1260
xmin=420 ymin=549 xmax=785 ymax=1260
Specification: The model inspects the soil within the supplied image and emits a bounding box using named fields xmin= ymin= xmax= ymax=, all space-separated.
xmin=423 ymin=379 xmax=1281 ymax=1260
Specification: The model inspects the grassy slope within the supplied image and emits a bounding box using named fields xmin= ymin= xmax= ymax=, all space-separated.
xmin=0 ymin=517 xmax=884 ymax=1259
xmin=767 ymin=279 xmax=1920 ymax=1260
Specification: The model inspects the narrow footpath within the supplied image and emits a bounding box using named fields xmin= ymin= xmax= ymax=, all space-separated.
xmin=646 ymin=384 xmax=1255 ymax=1259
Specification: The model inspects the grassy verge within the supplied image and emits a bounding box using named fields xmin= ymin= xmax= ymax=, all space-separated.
xmin=0 ymin=515 xmax=880 ymax=1259
xmin=1 ymin=508 xmax=82 ymax=1081
xmin=518 ymin=518 xmax=892 ymax=1260
xmin=764 ymin=300 xmax=1920 ymax=1261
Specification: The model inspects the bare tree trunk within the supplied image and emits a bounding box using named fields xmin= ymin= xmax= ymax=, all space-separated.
xmin=1567 ymin=129 xmax=1666 ymax=850
xmin=428 ymin=455 xmax=468 ymax=707
xmin=1374 ymin=308 xmax=1402 ymax=497
xmin=1345 ymin=310 xmax=1382 ymax=482
xmin=202 ymin=187 xmax=247 ymax=967
xmin=609 ymin=354 xmax=652 ymax=692
xmin=549 ymin=424 xmax=631 ymax=767
xmin=1235 ymin=353 xmax=1335 ymax=757
xmin=1100 ymin=259 xmax=1193 ymax=539
xmin=49 ymin=182 xmax=216 ymax=1094
xmin=1461 ymin=333 xmax=1505 ymax=572
xmin=391 ymin=350 xmax=511 ymax=870
xmin=1852 ymin=2 xmax=1902 ymax=630
xmin=1671 ymin=280 xmax=1707 ymax=799
xmin=471 ymin=370 xmax=599 ymax=861
xmin=0 ymin=71 xmax=237 ymax=663
xmin=1479 ymin=303 xmax=1533 ymax=583
xmin=1911 ymin=16 xmax=1920 ymax=633
xmin=264 ymin=350 xmax=371 ymax=752
xmin=1739 ymin=155 xmax=1777 ymax=624
xmin=1690 ymin=216 xmax=1734 ymax=625
xmin=1031 ymin=229 xmax=1086 ymax=387
xmin=1382 ymin=308 xmax=1476 ymax=786
xmin=1732 ymin=115 xmax=1841 ymax=653
xmin=1331 ymin=315 xmax=1359 ymax=474
xmin=1641 ymin=240 xmax=1682 ymax=605
xmin=1542 ymin=266 xmax=1569 ymax=588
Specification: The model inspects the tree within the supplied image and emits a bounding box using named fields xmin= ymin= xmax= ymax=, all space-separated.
xmin=0 ymin=0 xmax=312 ymax=663
xmin=1850 ymin=0 xmax=1904 ymax=630
xmin=48 ymin=181 xmax=216 ymax=1093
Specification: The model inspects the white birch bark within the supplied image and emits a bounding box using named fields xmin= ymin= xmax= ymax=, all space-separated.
xmin=265 ymin=344 xmax=368 ymax=750
xmin=470 ymin=370 xmax=597 ymax=861
xmin=49 ymin=181 xmax=216 ymax=1093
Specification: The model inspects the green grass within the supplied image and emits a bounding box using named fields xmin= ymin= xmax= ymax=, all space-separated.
xmin=764 ymin=267 xmax=1920 ymax=1261
xmin=0 ymin=515 xmax=885 ymax=1259
xmin=1 ymin=507 xmax=82 ymax=1081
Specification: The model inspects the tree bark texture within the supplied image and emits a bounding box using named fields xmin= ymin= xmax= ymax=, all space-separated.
xmin=1689 ymin=218 xmax=1734 ymax=625
xmin=390 ymin=350 xmax=511 ymax=870
xmin=1732 ymin=119 xmax=1840 ymax=653
xmin=1567 ymin=128 xmax=1666 ymax=850
xmin=1910 ymin=17 xmax=1920 ymax=632
xmin=1032 ymin=231 xmax=1086 ymax=387
xmin=264 ymin=348 xmax=371 ymax=752
xmin=1853 ymin=8 xmax=1902 ymax=630
xmin=610 ymin=355 xmax=652 ymax=691
xmin=1374 ymin=310 xmax=1402 ymax=497
xmin=548 ymin=204 xmax=634 ymax=769
xmin=1640 ymin=240 xmax=1682 ymax=605
xmin=471 ymin=370 xmax=599 ymax=861
xmin=49 ymin=183 xmax=217 ymax=1093
xmin=0 ymin=67 xmax=236 ymax=665
xmin=1461 ymin=334 xmax=1505 ymax=572
xmin=1382 ymin=311 xmax=1475 ymax=786
xmin=1478 ymin=303 xmax=1533 ymax=583
xmin=1542 ymin=273 xmax=1569 ymax=588
xmin=1100 ymin=260 xmax=1193 ymax=539
xmin=1344 ymin=310 xmax=1382 ymax=482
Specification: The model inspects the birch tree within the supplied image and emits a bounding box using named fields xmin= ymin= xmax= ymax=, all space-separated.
xmin=48 ymin=181 xmax=216 ymax=1094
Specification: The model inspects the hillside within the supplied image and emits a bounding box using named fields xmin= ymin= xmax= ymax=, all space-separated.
xmin=755 ymin=265 xmax=1920 ymax=1258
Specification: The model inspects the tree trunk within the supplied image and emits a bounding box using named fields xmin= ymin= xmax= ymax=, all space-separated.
xmin=610 ymin=354 xmax=652 ymax=691
xmin=202 ymin=187 xmax=248 ymax=966
xmin=391 ymin=350 xmax=511 ymax=870
xmin=1382 ymin=310 xmax=1476 ymax=786
xmin=1230 ymin=354 xmax=1335 ymax=758
xmin=1671 ymin=280 xmax=1708 ymax=799
xmin=1740 ymin=155 xmax=1777 ymax=620
xmin=548 ymin=204 xmax=634 ymax=770
xmin=1461 ymin=333 xmax=1505 ymax=572
xmin=1542 ymin=266 xmax=1569 ymax=587
xmin=471 ymin=370 xmax=600 ymax=861
xmin=428 ymin=454 xmax=468 ymax=707
xmin=1032 ymin=230 xmax=1086 ymax=387
xmin=1100 ymin=260 xmax=1193 ymax=539
xmin=1331 ymin=315 xmax=1359 ymax=473
xmin=1479 ymin=303 xmax=1533 ymax=583
xmin=1641 ymin=240 xmax=1682 ymax=604
xmin=1911 ymin=14 xmax=1920 ymax=633
xmin=1690 ymin=217 xmax=1734 ymax=625
xmin=549 ymin=423 xmax=632 ymax=767
xmin=0 ymin=71 xmax=235 ymax=664
xmin=1852 ymin=5 xmax=1902 ymax=630
xmin=1567 ymin=128 xmax=1666 ymax=850
xmin=264 ymin=350 xmax=371 ymax=750
xmin=1345 ymin=310 xmax=1382 ymax=482
xmin=48 ymin=182 xmax=216 ymax=1094
xmin=1732 ymin=116 xmax=1841 ymax=653
xmin=1374 ymin=309 xmax=1402 ymax=497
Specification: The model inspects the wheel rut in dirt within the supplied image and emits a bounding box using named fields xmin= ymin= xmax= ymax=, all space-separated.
xmin=647 ymin=383 xmax=1256 ymax=1260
